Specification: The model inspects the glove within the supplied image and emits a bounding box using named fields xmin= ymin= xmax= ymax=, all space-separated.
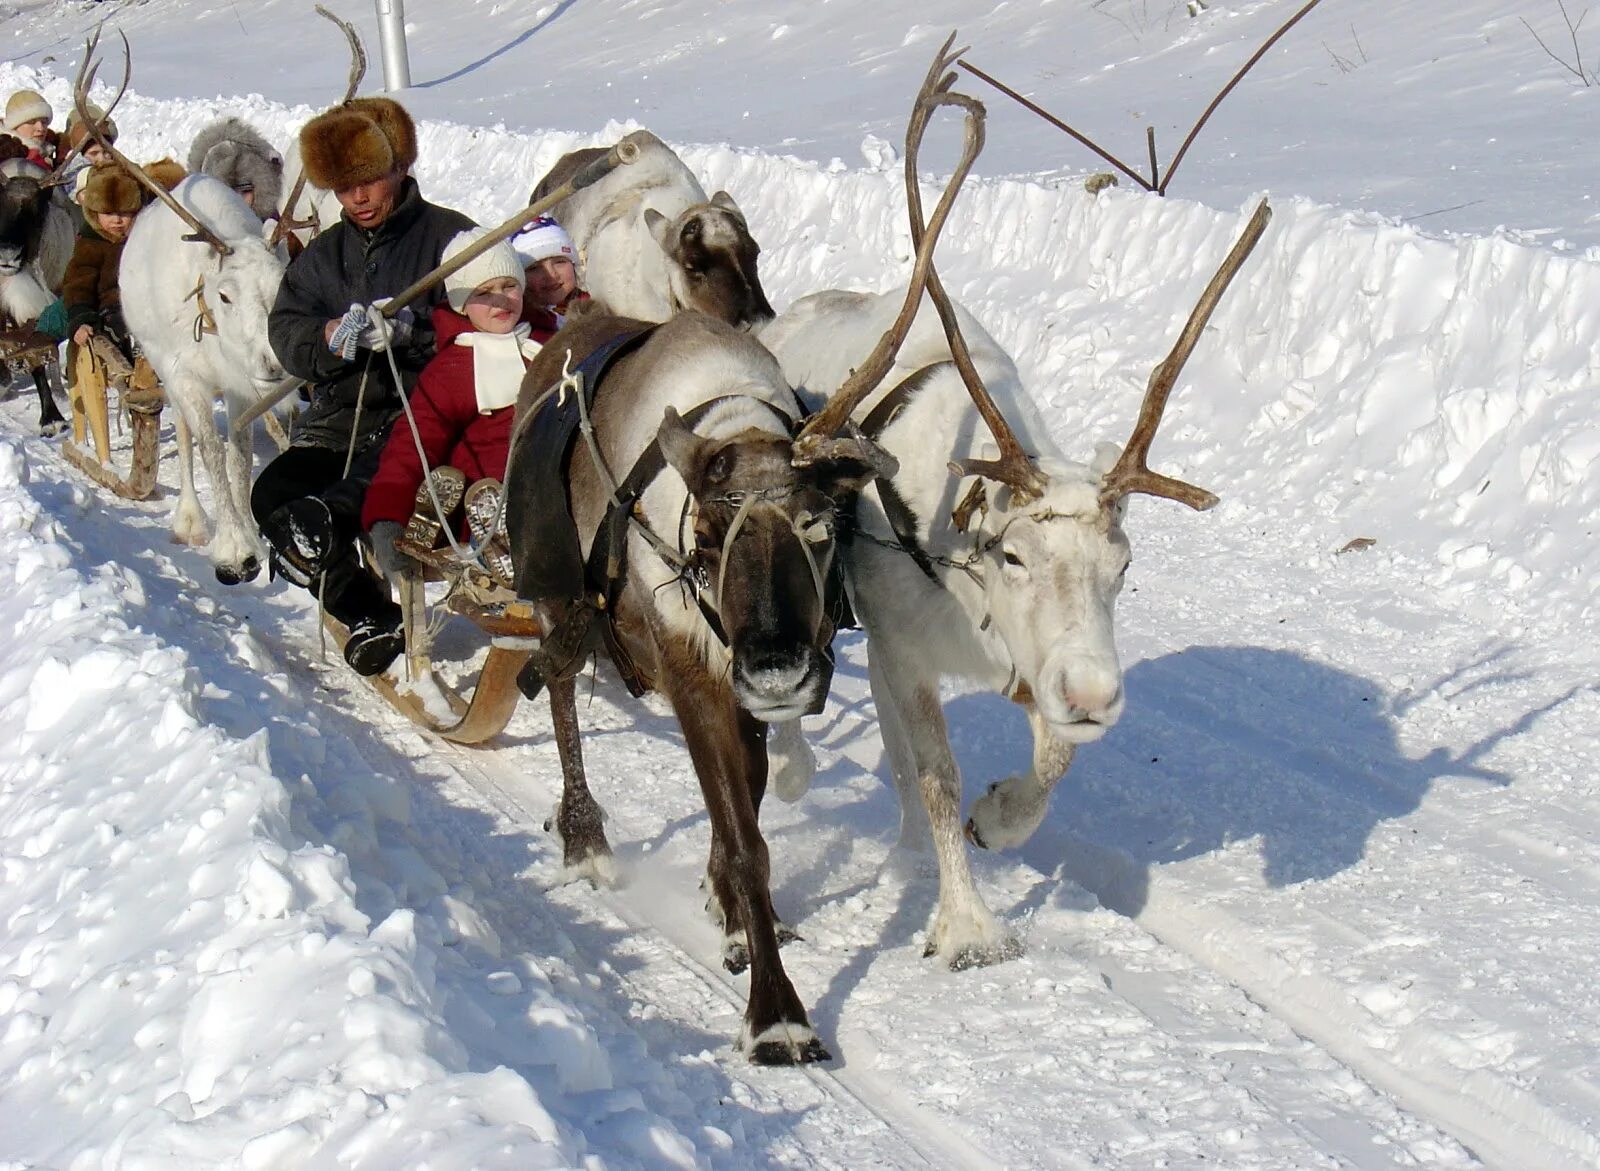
xmin=328 ymin=303 xmax=368 ymax=360
xmin=358 ymin=298 xmax=414 ymax=352
xmin=365 ymin=520 xmax=415 ymax=580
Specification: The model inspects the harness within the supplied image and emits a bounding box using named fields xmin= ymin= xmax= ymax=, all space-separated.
xmin=186 ymin=276 xmax=218 ymax=341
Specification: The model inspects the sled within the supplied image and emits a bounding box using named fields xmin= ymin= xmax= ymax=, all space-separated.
xmin=323 ymin=520 xmax=542 ymax=746
xmin=61 ymin=338 xmax=164 ymax=500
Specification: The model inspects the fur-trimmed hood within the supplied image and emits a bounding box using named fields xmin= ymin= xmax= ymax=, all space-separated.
xmin=188 ymin=117 xmax=284 ymax=217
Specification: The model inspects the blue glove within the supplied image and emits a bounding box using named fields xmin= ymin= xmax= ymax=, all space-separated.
xmin=360 ymin=298 xmax=415 ymax=352
xmin=328 ymin=303 xmax=367 ymax=360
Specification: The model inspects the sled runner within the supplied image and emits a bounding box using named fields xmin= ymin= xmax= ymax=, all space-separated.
xmin=61 ymin=337 xmax=164 ymax=500
xmin=324 ymin=481 xmax=542 ymax=746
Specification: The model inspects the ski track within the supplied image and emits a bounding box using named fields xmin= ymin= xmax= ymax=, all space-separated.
xmin=12 ymin=406 xmax=1587 ymax=1167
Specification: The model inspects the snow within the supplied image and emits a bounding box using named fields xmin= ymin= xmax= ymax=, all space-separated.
xmin=1 ymin=0 xmax=1598 ymax=1167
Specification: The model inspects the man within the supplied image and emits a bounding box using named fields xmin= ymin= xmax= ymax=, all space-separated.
xmin=256 ymin=97 xmax=473 ymax=676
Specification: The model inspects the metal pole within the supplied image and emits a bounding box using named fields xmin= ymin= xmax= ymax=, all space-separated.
xmin=374 ymin=0 xmax=411 ymax=90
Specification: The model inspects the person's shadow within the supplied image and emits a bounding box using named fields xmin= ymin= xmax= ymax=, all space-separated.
xmin=934 ymin=644 xmax=1545 ymax=919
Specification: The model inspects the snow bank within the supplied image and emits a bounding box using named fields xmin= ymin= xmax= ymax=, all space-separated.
xmin=4 ymin=59 xmax=1585 ymax=622
xmin=0 ymin=438 xmax=688 ymax=1167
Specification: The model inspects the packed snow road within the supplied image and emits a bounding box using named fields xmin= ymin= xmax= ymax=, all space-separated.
xmin=11 ymin=406 xmax=1593 ymax=1169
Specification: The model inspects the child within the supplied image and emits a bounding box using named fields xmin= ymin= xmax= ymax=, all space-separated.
xmin=514 ymin=214 xmax=584 ymax=328
xmin=63 ymin=163 xmax=143 ymax=379
xmin=2 ymin=88 xmax=56 ymax=169
xmin=358 ymin=230 xmax=560 ymax=661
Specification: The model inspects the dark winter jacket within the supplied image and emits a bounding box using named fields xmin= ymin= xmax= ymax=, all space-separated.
xmin=268 ymin=177 xmax=474 ymax=453
xmin=62 ymin=216 xmax=125 ymax=338
xmin=361 ymin=304 xmax=557 ymax=531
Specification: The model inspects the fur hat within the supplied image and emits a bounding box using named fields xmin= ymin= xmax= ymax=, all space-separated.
xmin=4 ymin=89 xmax=51 ymax=132
xmin=188 ymin=117 xmax=283 ymax=214
xmin=64 ymin=103 xmax=117 ymax=152
xmin=81 ymin=163 xmax=143 ymax=215
xmin=514 ymin=214 xmax=577 ymax=268
xmin=299 ymin=97 xmax=416 ymax=192
xmin=442 ymin=229 xmax=526 ymax=312
xmin=143 ymin=157 xmax=188 ymax=193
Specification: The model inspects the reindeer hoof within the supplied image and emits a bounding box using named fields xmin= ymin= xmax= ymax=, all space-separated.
xmin=39 ymin=419 xmax=68 ymax=439
xmin=746 ymin=1023 xmax=830 ymax=1066
xmin=722 ymin=939 xmax=750 ymax=975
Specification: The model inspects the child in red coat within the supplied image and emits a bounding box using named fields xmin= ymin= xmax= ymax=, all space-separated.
xmin=361 ymin=229 xmax=558 ymax=578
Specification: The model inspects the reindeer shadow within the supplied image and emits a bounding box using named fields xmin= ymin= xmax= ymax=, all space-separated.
xmin=415 ymin=0 xmax=583 ymax=89
xmin=942 ymin=644 xmax=1538 ymax=919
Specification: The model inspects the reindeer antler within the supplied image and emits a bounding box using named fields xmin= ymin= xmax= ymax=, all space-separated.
xmin=270 ymin=5 xmax=367 ymax=250
xmin=1099 ymin=198 xmax=1271 ymax=512
xmin=72 ymin=27 xmax=233 ymax=255
xmin=794 ymin=33 xmax=985 ymax=449
xmin=44 ymin=26 xmax=131 ymax=186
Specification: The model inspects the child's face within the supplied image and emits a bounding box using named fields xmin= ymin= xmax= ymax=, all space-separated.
xmin=96 ymin=211 xmax=134 ymax=241
xmin=82 ymin=142 xmax=110 ymax=165
xmin=524 ymin=256 xmax=577 ymax=309
xmin=464 ymin=277 xmax=523 ymax=333
xmin=13 ymin=117 xmax=47 ymax=143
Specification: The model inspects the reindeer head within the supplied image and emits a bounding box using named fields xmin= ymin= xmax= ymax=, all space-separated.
xmin=645 ymin=192 xmax=774 ymax=332
xmin=199 ymin=226 xmax=290 ymax=389
xmin=659 ymin=409 xmax=892 ymax=722
xmin=0 ymin=161 xmax=51 ymax=276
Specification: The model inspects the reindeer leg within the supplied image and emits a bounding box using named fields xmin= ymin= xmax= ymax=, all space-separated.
xmin=544 ymin=674 xmax=616 ymax=886
xmin=874 ymin=642 xmax=1019 ymax=970
xmin=168 ymin=396 xmax=210 ymax=547
xmin=868 ymin=649 xmax=934 ymax=853
xmin=32 ymin=365 xmax=66 ymax=437
xmin=170 ymin=374 xmax=260 ymax=585
xmin=766 ymin=719 xmax=815 ymax=803
xmin=669 ymin=668 xmax=826 ymax=1064
xmin=965 ymin=700 xmax=1076 ymax=851
xmin=705 ymin=735 xmax=800 ymax=976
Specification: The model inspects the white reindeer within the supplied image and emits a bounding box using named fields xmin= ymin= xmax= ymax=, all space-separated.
xmin=120 ymin=172 xmax=293 ymax=583
xmin=528 ymin=129 xmax=774 ymax=329
xmin=764 ymin=227 xmax=1259 ymax=967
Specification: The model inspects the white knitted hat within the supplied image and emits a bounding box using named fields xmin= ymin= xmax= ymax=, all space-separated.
xmin=442 ymin=230 xmax=527 ymax=312
xmin=514 ymin=215 xmax=577 ymax=268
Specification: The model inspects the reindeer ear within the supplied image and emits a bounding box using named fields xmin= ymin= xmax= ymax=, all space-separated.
xmin=658 ymin=406 xmax=708 ymax=484
xmin=710 ymin=189 xmax=739 ymax=212
xmin=644 ymin=207 xmax=672 ymax=250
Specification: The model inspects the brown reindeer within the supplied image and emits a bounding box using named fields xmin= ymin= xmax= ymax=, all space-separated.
xmin=504 ymin=310 xmax=892 ymax=1064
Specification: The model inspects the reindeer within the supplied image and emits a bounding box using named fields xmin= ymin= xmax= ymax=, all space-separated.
xmin=527 ymin=130 xmax=773 ymax=330
xmin=503 ymin=310 xmax=892 ymax=1064
xmin=0 ymin=158 xmax=73 ymax=435
xmin=765 ymin=40 xmax=1271 ymax=969
xmin=72 ymin=37 xmax=294 ymax=582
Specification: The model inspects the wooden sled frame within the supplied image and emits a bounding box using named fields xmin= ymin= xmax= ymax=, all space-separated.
xmin=324 ymin=530 xmax=542 ymax=746
xmin=61 ymin=339 xmax=163 ymax=499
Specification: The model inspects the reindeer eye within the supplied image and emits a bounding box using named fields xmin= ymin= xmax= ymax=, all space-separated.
xmin=218 ymin=292 xmax=232 ymax=305
xmin=1003 ymin=550 xmax=1024 ymax=568
xmin=694 ymin=528 xmax=718 ymax=551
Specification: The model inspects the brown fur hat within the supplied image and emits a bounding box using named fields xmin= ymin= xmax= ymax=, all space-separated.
xmin=143 ymin=157 xmax=188 ymax=193
xmin=299 ymin=96 xmax=416 ymax=191
xmin=81 ymin=163 xmax=143 ymax=215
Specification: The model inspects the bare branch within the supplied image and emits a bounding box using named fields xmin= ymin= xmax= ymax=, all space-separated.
xmin=1160 ymin=0 xmax=1329 ymax=193
xmin=272 ymin=7 xmax=369 ymax=250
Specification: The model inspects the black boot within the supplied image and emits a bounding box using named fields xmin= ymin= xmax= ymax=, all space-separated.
xmin=261 ymin=497 xmax=338 ymax=588
xmin=328 ymin=571 xmax=404 ymax=677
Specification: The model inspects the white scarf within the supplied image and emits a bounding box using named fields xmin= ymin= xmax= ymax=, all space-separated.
xmin=454 ymin=324 xmax=543 ymax=414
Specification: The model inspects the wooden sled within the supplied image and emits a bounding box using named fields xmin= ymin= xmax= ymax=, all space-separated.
xmin=324 ymin=537 xmax=542 ymax=746
xmin=62 ymin=339 xmax=163 ymax=500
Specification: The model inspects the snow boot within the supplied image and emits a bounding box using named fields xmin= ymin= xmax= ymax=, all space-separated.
xmin=261 ymin=496 xmax=338 ymax=588
xmin=343 ymin=613 xmax=406 ymax=677
xmin=463 ymin=478 xmax=513 ymax=587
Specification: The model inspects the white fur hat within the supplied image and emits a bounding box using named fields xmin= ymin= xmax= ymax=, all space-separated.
xmin=4 ymin=89 xmax=51 ymax=132
xmin=514 ymin=215 xmax=577 ymax=268
xmin=442 ymin=230 xmax=527 ymax=312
